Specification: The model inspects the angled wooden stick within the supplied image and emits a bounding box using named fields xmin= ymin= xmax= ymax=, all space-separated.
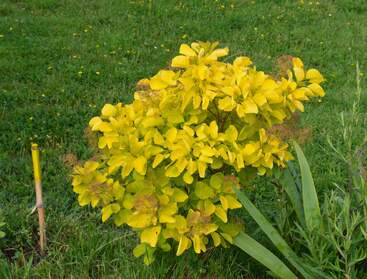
xmin=31 ymin=143 xmax=46 ymax=254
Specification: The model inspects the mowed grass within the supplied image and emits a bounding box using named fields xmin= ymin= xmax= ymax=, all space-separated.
xmin=0 ymin=0 xmax=366 ymax=278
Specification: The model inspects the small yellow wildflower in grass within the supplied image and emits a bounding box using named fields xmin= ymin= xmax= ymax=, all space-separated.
xmin=72 ymin=41 xmax=325 ymax=264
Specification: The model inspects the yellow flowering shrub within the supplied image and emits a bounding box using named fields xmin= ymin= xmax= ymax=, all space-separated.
xmin=72 ymin=42 xmax=325 ymax=264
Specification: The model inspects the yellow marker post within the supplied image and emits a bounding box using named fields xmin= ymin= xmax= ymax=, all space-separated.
xmin=31 ymin=143 xmax=46 ymax=254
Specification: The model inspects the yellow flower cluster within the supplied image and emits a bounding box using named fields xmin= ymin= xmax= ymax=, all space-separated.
xmin=72 ymin=42 xmax=325 ymax=264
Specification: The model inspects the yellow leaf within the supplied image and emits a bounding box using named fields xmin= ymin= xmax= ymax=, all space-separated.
xmin=165 ymin=165 xmax=180 ymax=177
xmin=220 ymin=195 xmax=228 ymax=211
xmin=233 ymin=56 xmax=252 ymax=69
xmin=98 ymin=133 xmax=119 ymax=149
xmin=171 ymin=55 xmax=190 ymax=68
xmin=91 ymin=196 xmax=99 ymax=207
xmin=220 ymin=232 xmax=233 ymax=244
xmin=293 ymin=100 xmax=305 ymax=112
xmin=218 ymin=96 xmax=236 ymax=111
xmin=253 ymin=93 xmax=267 ymax=107
xmin=127 ymin=213 xmax=152 ymax=228
xmin=225 ymin=195 xmax=242 ymax=209
xmin=102 ymin=203 xmax=120 ymax=222
xmin=221 ymin=86 xmax=235 ymax=96
xmin=174 ymin=215 xmax=189 ymax=234
xmin=294 ymin=67 xmax=305 ymax=82
xmin=114 ymin=209 xmax=131 ymax=226
xmin=85 ymin=160 xmax=100 ymax=172
xmin=158 ymin=194 xmax=170 ymax=205
xmin=215 ymin=206 xmax=228 ymax=223
xmin=210 ymin=173 xmax=224 ymax=190
xmin=243 ymin=98 xmax=258 ymax=114
xmin=253 ymin=71 xmax=267 ymax=87
xmin=89 ymin=116 xmax=102 ymax=129
xmin=201 ymin=146 xmax=215 ymax=157
xmin=260 ymin=79 xmax=278 ymax=91
xmin=197 ymin=65 xmax=209 ymax=80
xmin=225 ymin=125 xmax=238 ymax=142
xmin=159 ymin=203 xmax=177 ymax=223
xmin=308 ymin=83 xmax=325 ymax=97
xmin=186 ymin=159 xmax=197 ymax=174
xmin=192 ymin=235 xmax=204 ymax=254
xmin=166 ymin=127 xmax=177 ymax=143
xmin=195 ymin=182 xmax=214 ymax=199
xmin=149 ymin=77 xmax=166 ymax=90
xmin=78 ymin=193 xmax=90 ymax=206
xmin=89 ymin=117 xmax=112 ymax=132
xmin=181 ymin=90 xmax=194 ymax=112
xmin=176 ymin=235 xmax=190 ymax=256
xmin=183 ymin=171 xmax=193 ymax=184
xmin=122 ymin=194 xmax=135 ymax=209
xmin=306 ymin=69 xmax=324 ymax=84
xmin=153 ymin=132 xmax=165 ymax=146
xmin=236 ymin=153 xmax=245 ymax=169
xmin=133 ymin=243 xmax=146 ymax=257
xmin=136 ymin=78 xmax=150 ymax=88
xmin=258 ymin=166 xmax=267 ymax=176
xmin=211 ymin=158 xmax=223 ymax=169
xmin=145 ymin=145 xmax=164 ymax=157
xmin=197 ymin=161 xmax=207 ymax=178
xmin=142 ymin=116 xmax=164 ymax=128
xmin=221 ymin=223 xmax=242 ymax=237
xmin=179 ymin=77 xmax=195 ymax=91
xmin=134 ymin=156 xmax=147 ymax=175
xmin=236 ymin=104 xmax=245 ymax=118
xmin=193 ymin=95 xmax=201 ymax=109
xmin=112 ymin=181 xmax=125 ymax=200
xmin=140 ymin=226 xmax=161 ymax=247
xmin=172 ymin=188 xmax=188 ymax=203
xmin=201 ymin=95 xmax=210 ymax=110
xmin=159 ymin=70 xmax=176 ymax=85
xmin=197 ymin=199 xmax=216 ymax=215
xmin=211 ymin=232 xmax=221 ymax=247
xmin=175 ymin=158 xmax=188 ymax=173
xmin=153 ymin=154 xmax=165 ymax=168
xmin=101 ymin=104 xmax=117 ymax=117
xmin=292 ymin=57 xmax=304 ymax=68
xmin=162 ymin=186 xmax=174 ymax=196
xmin=271 ymin=109 xmax=286 ymax=121
xmin=242 ymin=143 xmax=259 ymax=156
xmin=150 ymin=70 xmax=176 ymax=90
xmin=209 ymin=121 xmax=218 ymax=139
xmin=292 ymin=89 xmax=309 ymax=101
xmin=159 ymin=213 xmax=176 ymax=223
xmin=210 ymin=47 xmax=229 ymax=59
xmin=179 ymin=44 xmax=196 ymax=56
xmin=203 ymin=223 xmax=218 ymax=235
xmin=122 ymin=160 xmax=134 ymax=177
xmin=259 ymin=128 xmax=267 ymax=143
xmin=183 ymin=125 xmax=195 ymax=137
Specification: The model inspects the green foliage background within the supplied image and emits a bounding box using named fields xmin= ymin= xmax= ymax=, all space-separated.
xmin=0 ymin=0 xmax=366 ymax=278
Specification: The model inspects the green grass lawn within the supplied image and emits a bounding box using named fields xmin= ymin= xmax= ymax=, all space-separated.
xmin=0 ymin=0 xmax=366 ymax=278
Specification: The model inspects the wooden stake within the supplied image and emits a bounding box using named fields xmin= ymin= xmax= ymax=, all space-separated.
xmin=31 ymin=143 xmax=46 ymax=254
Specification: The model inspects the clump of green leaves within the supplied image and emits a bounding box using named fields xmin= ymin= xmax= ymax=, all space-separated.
xmin=292 ymin=63 xmax=367 ymax=279
xmin=241 ymin=65 xmax=367 ymax=279
xmin=236 ymin=140 xmax=367 ymax=279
